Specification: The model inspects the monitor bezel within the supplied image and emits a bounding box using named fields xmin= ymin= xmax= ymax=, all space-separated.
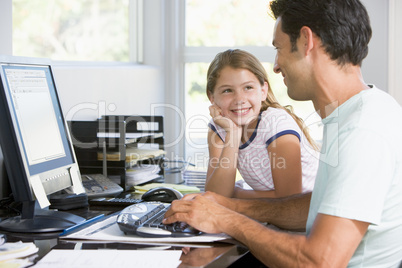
xmin=0 ymin=56 xmax=80 ymax=202
xmin=0 ymin=55 xmax=85 ymax=233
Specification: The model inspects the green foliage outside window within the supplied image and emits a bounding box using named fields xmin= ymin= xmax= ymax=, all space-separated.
xmin=12 ymin=0 xmax=130 ymax=62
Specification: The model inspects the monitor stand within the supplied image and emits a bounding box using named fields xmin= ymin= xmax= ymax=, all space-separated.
xmin=0 ymin=200 xmax=85 ymax=233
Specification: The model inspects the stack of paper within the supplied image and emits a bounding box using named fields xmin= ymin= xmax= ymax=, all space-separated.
xmin=0 ymin=241 xmax=39 ymax=267
xmin=134 ymin=183 xmax=201 ymax=195
xmin=98 ymin=148 xmax=165 ymax=166
xmin=60 ymin=214 xmax=229 ymax=244
xmin=124 ymin=164 xmax=161 ymax=186
xmin=183 ymin=166 xmax=207 ymax=192
xmin=35 ymin=250 xmax=182 ymax=268
xmin=109 ymin=164 xmax=162 ymax=186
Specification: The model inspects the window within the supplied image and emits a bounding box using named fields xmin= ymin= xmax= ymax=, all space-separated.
xmin=186 ymin=0 xmax=273 ymax=47
xmin=12 ymin=0 xmax=141 ymax=62
xmin=183 ymin=0 xmax=320 ymax=167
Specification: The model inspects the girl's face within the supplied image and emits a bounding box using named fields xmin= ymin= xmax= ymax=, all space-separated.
xmin=208 ymin=66 xmax=268 ymax=127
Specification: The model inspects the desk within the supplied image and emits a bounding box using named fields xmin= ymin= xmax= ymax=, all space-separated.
xmin=0 ymin=204 xmax=263 ymax=267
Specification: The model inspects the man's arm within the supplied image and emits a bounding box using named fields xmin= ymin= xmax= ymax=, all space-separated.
xmin=189 ymin=191 xmax=311 ymax=231
xmin=163 ymin=194 xmax=368 ymax=267
xmin=229 ymin=211 xmax=368 ymax=267
xmin=234 ymin=192 xmax=311 ymax=231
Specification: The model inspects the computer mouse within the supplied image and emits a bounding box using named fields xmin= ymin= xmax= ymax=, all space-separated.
xmin=141 ymin=187 xmax=183 ymax=203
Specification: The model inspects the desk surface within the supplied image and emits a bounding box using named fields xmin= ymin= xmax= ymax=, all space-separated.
xmin=1 ymin=204 xmax=259 ymax=267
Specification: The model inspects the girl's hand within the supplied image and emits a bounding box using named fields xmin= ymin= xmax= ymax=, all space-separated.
xmin=209 ymin=104 xmax=240 ymax=133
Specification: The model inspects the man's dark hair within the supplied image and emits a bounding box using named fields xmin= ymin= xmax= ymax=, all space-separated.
xmin=270 ymin=0 xmax=372 ymax=66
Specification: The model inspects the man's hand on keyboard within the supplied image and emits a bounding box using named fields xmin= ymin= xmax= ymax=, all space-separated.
xmin=180 ymin=191 xmax=236 ymax=211
xmin=162 ymin=192 xmax=235 ymax=234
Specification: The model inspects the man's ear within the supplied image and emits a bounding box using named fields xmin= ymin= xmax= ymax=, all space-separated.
xmin=299 ymin=26 xmax=314 ymax=56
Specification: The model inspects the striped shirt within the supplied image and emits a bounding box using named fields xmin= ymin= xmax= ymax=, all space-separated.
xmin=209 ymin=107 xmax=318 ymax=193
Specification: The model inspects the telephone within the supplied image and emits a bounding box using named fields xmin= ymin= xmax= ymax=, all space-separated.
xmin=65 ymin=174 xmax=124 ymax=198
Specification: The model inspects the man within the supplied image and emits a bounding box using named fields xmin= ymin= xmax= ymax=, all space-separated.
xmin=163 ymin=0 xmax=402 ymax=266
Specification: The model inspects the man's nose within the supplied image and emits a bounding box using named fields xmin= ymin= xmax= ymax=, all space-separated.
xmin=273 ymin=55 xmax=281 ymax=74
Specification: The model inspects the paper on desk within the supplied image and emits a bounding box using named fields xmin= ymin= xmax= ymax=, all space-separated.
xmin=34 ymin=249 xmax=182 ymax=268
xmin=0 ymin=241 xmax=38 ymax=262
xmin=134 ymin=183 xmax=201 ymax=194
xmin=61 ymin=214 xmax=230 ymax=244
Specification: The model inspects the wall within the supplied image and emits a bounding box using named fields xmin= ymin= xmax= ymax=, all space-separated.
xmin=0 ymin=1 xmax=12 ymax=55
xmin=361 ymin=0 xmax=388 ymax=91
xmin=388 ymin=0 xmax=402 ymax=105
xmin=53 ymin=64 xmax=163 ymax=121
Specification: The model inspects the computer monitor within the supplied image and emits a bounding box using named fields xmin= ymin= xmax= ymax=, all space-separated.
xmin=0 ymin=55 xmax=85 ymax=233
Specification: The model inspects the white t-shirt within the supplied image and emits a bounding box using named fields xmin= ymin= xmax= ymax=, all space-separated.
xmin=209 ymin=107 xmax=318 ymax=192
xmin=306 ymin=86 xmax=402 ymax=267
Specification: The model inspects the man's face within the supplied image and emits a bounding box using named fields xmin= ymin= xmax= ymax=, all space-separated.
xmin=272 ymin=17 xmax=311 ymax=101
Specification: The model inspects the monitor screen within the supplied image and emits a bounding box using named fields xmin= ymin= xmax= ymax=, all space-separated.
xmin=3 ymin=64 xmax=74 ymax=176
xmin=0 ymin=56 xmax=85 ymax=233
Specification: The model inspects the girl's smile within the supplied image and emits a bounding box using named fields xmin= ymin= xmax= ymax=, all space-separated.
xmin=232 ymin=107 xmax=251 ymax=115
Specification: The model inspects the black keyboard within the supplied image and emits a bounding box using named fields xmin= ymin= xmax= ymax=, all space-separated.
xmin=89 ymin=197 xmax=142 ymax=206
xmin=116 ymin=202 xmax=202 ymax=237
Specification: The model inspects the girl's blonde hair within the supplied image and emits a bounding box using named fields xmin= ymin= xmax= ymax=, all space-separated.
xmin=206 ymin=49 xmax=318 ymax=150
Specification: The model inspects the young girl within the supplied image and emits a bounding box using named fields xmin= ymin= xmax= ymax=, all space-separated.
xmin=205 ymin=49 xmax=318 ymax=198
